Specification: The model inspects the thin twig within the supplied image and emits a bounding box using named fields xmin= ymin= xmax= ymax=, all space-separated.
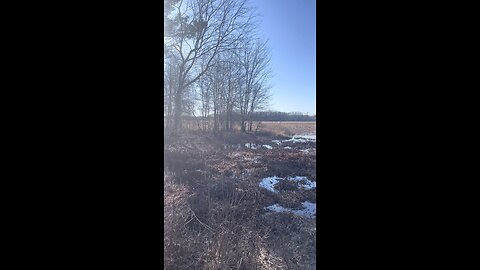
xmin=190 ymin=208 xmax=214 ymax=232
xmin=184 ymin=216 xmax=195 ymax=226
xmin=237 ymin=257 xmax=243 ymax=269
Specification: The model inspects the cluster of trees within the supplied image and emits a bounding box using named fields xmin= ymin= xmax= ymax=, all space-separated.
xmin=164 ymin=0 xmax=272 ymax=134
xmin=180 ymin=111 xmax=315 ymax=124
xmin=249 ymin=111 xmax=316 ymax=122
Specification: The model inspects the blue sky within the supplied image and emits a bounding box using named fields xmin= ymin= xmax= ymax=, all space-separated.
xmin=253 ymin=0 xmax=316 ymax=115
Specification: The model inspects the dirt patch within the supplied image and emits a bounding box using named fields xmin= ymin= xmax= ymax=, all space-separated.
xmin=275 ymin=178 xmax=298 ymax=191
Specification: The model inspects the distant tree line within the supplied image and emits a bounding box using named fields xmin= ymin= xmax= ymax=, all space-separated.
xmin=164 ymin=0 xmax=273 ymax=134
xmin=173 ymin=111 xmax=315 ymax=123
xmin=248 ymin=111 xmax=315 ymax=122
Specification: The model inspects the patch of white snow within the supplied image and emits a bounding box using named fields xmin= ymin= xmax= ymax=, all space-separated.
xmin=259 ymin=176 xmax=316 ymax=192
xmin=259 ymin=176 xmax=280 ymax=193
xmin=245 ymin=143 xmax=258 ymax=149
xmin=290 ymin=176 xmax=316 ymax=190
xmin=272 ymin=140 xmax=282 ymax=145
xmin=265 ymin=201 xmax=316 ymax=218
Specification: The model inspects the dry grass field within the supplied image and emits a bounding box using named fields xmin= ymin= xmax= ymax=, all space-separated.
xmin=164 ymin=122 xmax=316 ymax=269
xmin=257 ymin=121 xmax=316 ymax=136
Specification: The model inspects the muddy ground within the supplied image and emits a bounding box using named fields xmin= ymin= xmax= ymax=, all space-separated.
xmin=164 ymin=123 xmax=316 ymax=269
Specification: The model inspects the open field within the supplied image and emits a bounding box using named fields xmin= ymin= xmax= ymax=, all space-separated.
xmin=257 ymin=121 xmax=316 ymax=137
xmin=165 ymin=120 xmax=316 ymax=135
xmin=164 ymin=122 xmax=316 ymax=269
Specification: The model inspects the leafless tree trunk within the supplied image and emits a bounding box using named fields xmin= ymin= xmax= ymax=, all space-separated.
xmin=237 ymin=38 xmax=272 ymax=132
xmin=164 ymin=0 xmax=255 ymax=134
xmin=164 ymin=60 xmax=180 ymax=131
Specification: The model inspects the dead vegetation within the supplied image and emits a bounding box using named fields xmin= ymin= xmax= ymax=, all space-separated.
xmin=164 ymin=123 xmax=316 ymax=269
xmin=259 ymin=121 xmax=316 ymax=137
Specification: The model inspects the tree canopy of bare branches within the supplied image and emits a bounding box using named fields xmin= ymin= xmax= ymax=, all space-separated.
xmin=164 ymin=0 xmax=272 ymax=134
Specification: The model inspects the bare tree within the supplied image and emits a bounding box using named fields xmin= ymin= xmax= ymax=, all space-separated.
xmin=237 ymin=38 xmax=272 ymax=132
xmin=248 ymin=81 xmax=271 ymax=131
xmin=196 ymin=68 xmax=212 ymax=131
xmin=164 ymin=57 xmax=180 ymax=130
xmin=164 ymin=0 xmax=255 ymax=133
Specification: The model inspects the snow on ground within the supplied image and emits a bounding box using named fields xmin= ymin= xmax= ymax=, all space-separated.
xmin=289 ymin=176 xmax=316 ymax=190
xmin=259 ymin=176 xmax=316 ymax=193
xmin=295 ymin=134 xmax=316 ymax=140
xmin=265 ymin=201 xmax=316 ymax=218
xmin=244 ymin=143 xmax=273 ymax=150
xmin=245 ymin=143 xmax=258 ymax=149
xmin=284 ymin=134 xmax=316 ymax=143
xmin=259 ymin=176 xmax=280 ymax=193
xmin=272 ymin=134 xmax=316 ymax=145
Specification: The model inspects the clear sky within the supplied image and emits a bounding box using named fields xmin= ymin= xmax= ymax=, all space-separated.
xmin=253 ymin=0 xmax=316 ymax=115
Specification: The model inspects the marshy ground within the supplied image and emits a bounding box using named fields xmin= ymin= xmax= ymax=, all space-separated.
xmin=164 ymin=121 xmax=316 ymax=269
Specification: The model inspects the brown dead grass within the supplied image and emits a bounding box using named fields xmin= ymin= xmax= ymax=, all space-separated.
xmin=257 ymin=121 xmax=316 ymax=137
xmin=164 ymin=126 xmax=316 ymax=269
